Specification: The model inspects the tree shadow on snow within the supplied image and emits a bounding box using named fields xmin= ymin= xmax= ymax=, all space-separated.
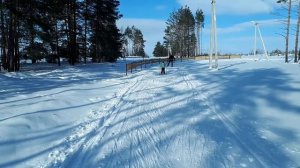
xmin=57 ymin=60 xmax=300 ymax=168
xmin=3 ymin=60 xmax=300 ymax=167
xmin=0 ymin=62 xmax=129 ymax=102
xmin=186 ymin=61 xmax=300 ymax=167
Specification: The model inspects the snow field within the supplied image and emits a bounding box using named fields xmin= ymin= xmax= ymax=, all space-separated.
xmin=0 ymin=58 xmax=299 ymax=168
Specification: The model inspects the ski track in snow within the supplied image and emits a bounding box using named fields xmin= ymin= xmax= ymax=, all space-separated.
xmin=39 ymin=64 xmax=213 ymax=168
xmin=39 ymin=75 xmax=142 ymax=167
xmin=182 ymin=71 xmax=262 ymax=168
xmin=36 ymin=60 xmax=299 ymax=168
xmin=182 ymin=66 xmax=298 ymax=168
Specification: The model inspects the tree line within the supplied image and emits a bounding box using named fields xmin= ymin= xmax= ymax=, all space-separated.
xmin=277 ymin=0 xmax=300 ymax=63
xmin=153 ymin=6 xmax=204 ymax=58
xmin=0 ymin=0 xmax=123 ymax=72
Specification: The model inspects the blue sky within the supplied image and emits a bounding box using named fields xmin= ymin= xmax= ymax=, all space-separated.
xmin=117 ymin=0 xmax=294 ymax=56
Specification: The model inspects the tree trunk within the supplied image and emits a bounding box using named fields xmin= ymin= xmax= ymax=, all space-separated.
xmin=196 ymin=25 xmax=199 ymax=56
xmin=0 ymin=0 xmax=7 ymax=71
xmin=14 ymin=16 xmax=19 ymax=71
xmin=295 ymin=0 xmax=300 ymax=63
xmin=65 ymin=2 xmax=70 ymax=64
xmin=72 ymin=0 xmax=77 ymax=64
xmin=30 ymin=24 xmax=34 ymax=64
xmin=286 ymin=0 xmax=292 ymax=63
xmin=55 ymin=21 xmax=60 ymax=66
xmin=68 ymin=0 xmax=77 ymax=65
xmin=84 ymin=0 xmax=87 ymax=64
xmin=95 ymin=3 xmax=101 ymax=63
xmin=200 ymin=23 xmax=203 ymax=55
xmin=7 ymin=11 xmax=16 ymax=72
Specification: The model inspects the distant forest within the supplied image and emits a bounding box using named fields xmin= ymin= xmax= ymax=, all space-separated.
xmin=0 ymin=0 xmax=123 ymax=72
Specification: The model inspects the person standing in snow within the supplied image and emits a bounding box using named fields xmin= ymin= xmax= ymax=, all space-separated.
xmin=167 ymin=54 xmax=175 ymax=67
xmin=160 ymin=61 xmax=166 ymax=75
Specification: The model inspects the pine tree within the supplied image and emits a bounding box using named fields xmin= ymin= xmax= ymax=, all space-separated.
xmin=132 ymin=28 xmax=145 ymax=57
xmin=46 ymin=0 xmax=66 ymax=66
xmin=277 ymin=0 xmax=292 ymax=63
xmin=165 ymin=6 xmax=196 ymax=58
xmin=81 ymin=0 xmax=92 ymax=64
xmin=5 ymin=0 xmax=21 ymax=72
xmin=0 ymin=0 xmax=7 ymax=71
xmin=122 ymin=26 xmax=145 ymax=57
xmin=90 ymin=0 xmax=122 ymax=63
xmin=179 ymin=6 xmax=196 ymax=57
xmin=195 ymin=9 xmax=204 ymax=56
xmin=21 ymin=0 xmax=52 ymax=64
xmin=0 ymin=0 xmax=123 ymax=71
xmin=153 ymin=41 xmax=167 ymax=57
xmin=124 ymin=26 xmax=133 ymax=55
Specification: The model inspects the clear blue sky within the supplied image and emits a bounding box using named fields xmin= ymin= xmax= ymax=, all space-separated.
xmin=117 ymin=0 xmax=293 ymax=56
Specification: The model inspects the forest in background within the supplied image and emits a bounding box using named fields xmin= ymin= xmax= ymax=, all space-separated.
xmin=0 ymin=0 xmax=123 ymax=72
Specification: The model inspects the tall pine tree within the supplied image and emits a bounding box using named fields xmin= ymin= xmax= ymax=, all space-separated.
xmin=164 ymin=6 xmax=196 ymax=58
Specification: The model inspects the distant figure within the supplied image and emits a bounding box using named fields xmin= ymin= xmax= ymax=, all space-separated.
xmin=167 ymin=54 xmax=175 ymax=67
xmin=160 ymin=61 xmax=166 ymax=75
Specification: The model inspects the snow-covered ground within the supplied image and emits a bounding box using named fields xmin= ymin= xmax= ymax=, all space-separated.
xmin=0 ymin=57 xmax=300 ymax=168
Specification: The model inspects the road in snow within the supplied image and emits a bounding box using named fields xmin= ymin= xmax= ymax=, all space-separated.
xmin=0 ymin=58 xmax=300 ymax=168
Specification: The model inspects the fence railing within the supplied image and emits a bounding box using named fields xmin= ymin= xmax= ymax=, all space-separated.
xmin=194 ymin=55 xmax=241 ymax=60
xmin=125 ymin=55 xmax=241 ymax=75
xmin=126 ymin=58 xmax=168 ymax=75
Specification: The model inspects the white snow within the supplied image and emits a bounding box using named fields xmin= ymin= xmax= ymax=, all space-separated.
xmin=0 ymin=58 xmax=299 ymax=168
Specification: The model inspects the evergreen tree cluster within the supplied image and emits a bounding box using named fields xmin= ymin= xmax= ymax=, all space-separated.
xmin=164 ymin=6 xmax=204 ymax=58
xmin=153 ymin=41 xmax=167 ymax=57
xmin=122 ymin=26 xmax=145 ymax=57
xmin=0 ymin=0 xmax=122 ymax=72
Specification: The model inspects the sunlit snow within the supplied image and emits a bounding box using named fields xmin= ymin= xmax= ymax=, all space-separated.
xmin=0 ymin=57 xmax=299 ymax=168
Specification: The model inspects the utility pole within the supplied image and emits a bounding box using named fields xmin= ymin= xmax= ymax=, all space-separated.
xmin=254 ymin=22 xmax=257 ymax=58
xmin=252 ymin=21 xmax=269 ymax=60
xmin=209 ymin=0 xmax=218 ymax=69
